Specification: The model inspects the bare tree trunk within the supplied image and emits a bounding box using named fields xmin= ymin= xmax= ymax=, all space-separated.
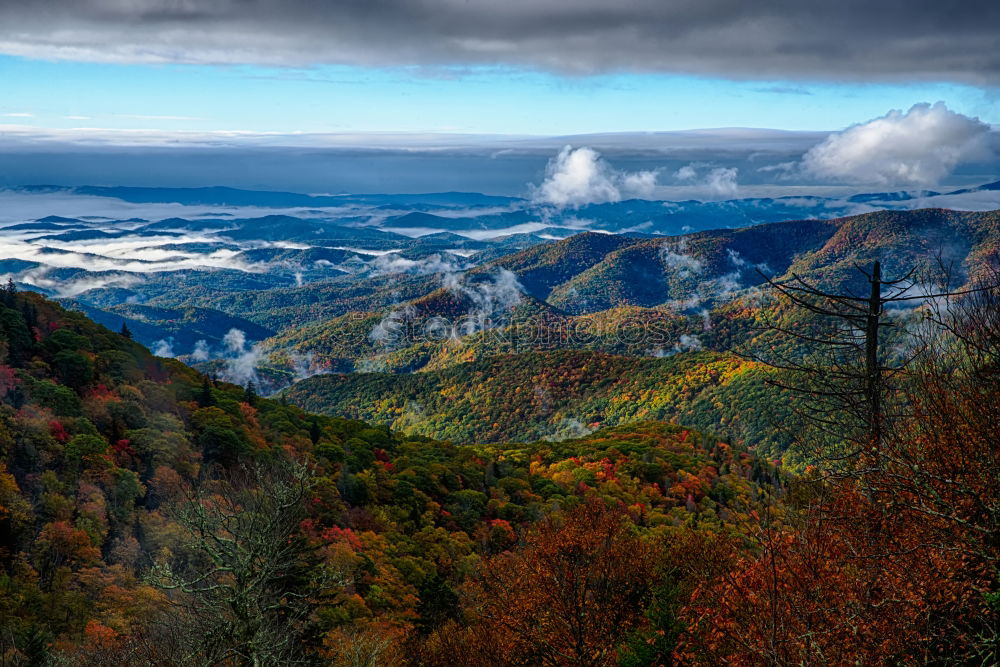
xmin=865 ymin=260 xmax=882 ymax=462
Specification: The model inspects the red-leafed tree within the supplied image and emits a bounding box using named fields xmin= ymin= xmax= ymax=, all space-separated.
xmin=422 ymin=499 xmax=661 ymax=666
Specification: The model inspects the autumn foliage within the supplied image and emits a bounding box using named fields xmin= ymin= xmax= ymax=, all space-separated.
xmin=1 ymin=277 xmax=999 ymax=664
xmin=423 ymin=501 xmax=660 ymax=666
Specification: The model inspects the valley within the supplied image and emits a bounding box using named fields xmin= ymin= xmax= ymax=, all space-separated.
xmin=4 ymin=186 xmax=999 ymax=454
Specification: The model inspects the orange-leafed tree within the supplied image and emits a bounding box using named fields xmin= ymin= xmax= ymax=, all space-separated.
xmin=675 ymin=484 xmax=978 ymax=665
xmin=677 ymin=285 xmax=1000 ymax=664
xmin=423 ymin=499 xmax=661 ymax=666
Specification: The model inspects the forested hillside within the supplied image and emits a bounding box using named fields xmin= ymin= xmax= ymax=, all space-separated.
xmin=285 ymin=350 xmax=794 ymax=456
xmin=275 ymin=208 xmax=1000 ymax=451
xmin=6 ymin=2 xmax=1000 ymax=660
xmin=2 ymin=279 xmax=998 ymax=664
xmin=0 ymin=285 xmax=786 ymax=663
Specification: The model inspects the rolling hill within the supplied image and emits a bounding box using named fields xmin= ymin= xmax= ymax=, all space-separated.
xmin=273 ymin=208 xmax=1000 ymax=450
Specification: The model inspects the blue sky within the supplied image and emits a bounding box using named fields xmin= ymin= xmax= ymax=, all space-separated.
xmin=1 ymin=54 xmax=996 ymax=136
xmin=1 ymin=1 xmax=998 ymax=194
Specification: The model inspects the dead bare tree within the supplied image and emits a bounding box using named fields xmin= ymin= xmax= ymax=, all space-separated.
xmin=742 ymin=261 xmax=1000 ymax=661
xmin=147 ymin=459 xmax=344 ymax=667
xmin=753 ymin=260 xmax=989 ymax=474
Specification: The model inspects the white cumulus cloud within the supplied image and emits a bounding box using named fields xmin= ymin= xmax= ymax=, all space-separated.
xmin=705 ymin=167 xmax=739 ymax=197
xmin=673 ymin=163 xmax=739 ymax=197
xmin=801 ymin=102 xmax=991 ymax=187
xmin=152 ymin=338 xmax=175 ymax=358
xmin=531 ymin=146 xmax=657 ymax=207
xmin=674 ymin=165 xmax=698 ymax=182
xmin=190 ymin=339 xmax=211 ymax=361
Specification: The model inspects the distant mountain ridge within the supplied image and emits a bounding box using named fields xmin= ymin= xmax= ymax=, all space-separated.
xmin=14 ymin=184 xmax=521 ymax=208
xmin=272 ymin=207 xmax=1000 ymax=448
xmin=2 ymin=181 xmax=998 ymax=418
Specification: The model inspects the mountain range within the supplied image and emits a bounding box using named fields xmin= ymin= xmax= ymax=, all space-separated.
xmin=1 ymin=183 xmax=998 ymax=452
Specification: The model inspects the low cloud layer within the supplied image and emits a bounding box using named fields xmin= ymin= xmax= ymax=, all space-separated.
xmin=1 ymin=126 xmax=995 ymax=196
xmin=368 ymin=253 xmax=466 ymax=277
xmin=370 ymin=268 xmax=525 ymax=348
xmin=532 ymin=146 xmax=657 ymax=207
xmin=675 ymin=164 xmax=739 ymax=198
xmin=800 ymin=103 xmax=992 ymax=187
xmin=0 ymin=2 xmax=997 ymax=82
xmin=2 ymin=161 xmax=1000 ymax=307
xmin=660 ymin=239 xmax=704 ymax=278
xmin=221 ymin=327 xmax=263 ymax=385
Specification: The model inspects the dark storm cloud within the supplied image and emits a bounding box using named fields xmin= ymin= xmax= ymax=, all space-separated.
xmin=0 ymin=0 xmax=998 ymax=83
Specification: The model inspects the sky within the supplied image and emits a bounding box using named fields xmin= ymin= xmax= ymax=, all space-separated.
xmin=2 ymin=55 xmax=997 ymax=136
xmin=0 ymin=0 xmax=998 ymax=195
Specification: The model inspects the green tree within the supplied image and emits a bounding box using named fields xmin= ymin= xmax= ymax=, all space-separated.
xmin=197 ymin=376 xmax=214 ymax=408
xmin=52 ymin=350 xmax=94 ymax=390
xmin=244 ymin=380 xmax=258 ymax=407
xmin=2 ymin=278 xmax=16 ymax=308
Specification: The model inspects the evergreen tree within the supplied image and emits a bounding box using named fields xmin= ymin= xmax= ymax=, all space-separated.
xmin=198 ymin=376 xmax=214 ymax=408
xmin=416 ymin=575 xmax=460 ymax=635
xmin=2 ymin=278 xmax=16 ymax=308
xmin=20 ymin=301 xmax=36 ymax=329
xmin=308 ymin=418 xmax=322 ymax=445
xmin=244 ymin=380 xmax=258 ymax=406
xmin=119 ymin=322 xmax=133 ymax=339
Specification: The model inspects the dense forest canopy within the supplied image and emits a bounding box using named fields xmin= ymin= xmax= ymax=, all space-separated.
xmin=0 ymin=236 xmax=998 ymax=664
